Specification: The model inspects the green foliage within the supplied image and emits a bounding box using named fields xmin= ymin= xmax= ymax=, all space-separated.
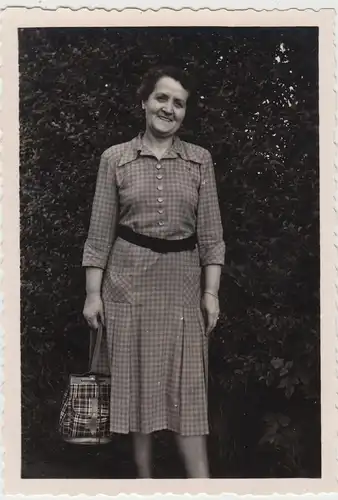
xmin=19 ymin=27 xmax=320 ymax=478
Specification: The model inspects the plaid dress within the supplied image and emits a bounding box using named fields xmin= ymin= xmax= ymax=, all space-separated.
xmin=82 ymin=134 xmax=225 ymax=436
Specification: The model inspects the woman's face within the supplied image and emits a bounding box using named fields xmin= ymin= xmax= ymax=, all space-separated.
xmin=142 ymin=76 xmax=189 ymax=138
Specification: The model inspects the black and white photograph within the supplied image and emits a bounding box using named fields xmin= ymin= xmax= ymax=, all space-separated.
xmin=1 ymin=6 xmax=336 ymax=496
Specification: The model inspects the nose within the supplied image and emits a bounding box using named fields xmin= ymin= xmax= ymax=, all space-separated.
xmin=162 ymin=101 xmax=174 ymax=114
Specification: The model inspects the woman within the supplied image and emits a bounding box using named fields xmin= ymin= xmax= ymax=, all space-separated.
xmin=82 ymin=66 xmax=225 ymax=478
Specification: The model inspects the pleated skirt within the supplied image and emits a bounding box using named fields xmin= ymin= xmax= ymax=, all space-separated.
xmin=97 ymin=237 xmax=209 ymax=436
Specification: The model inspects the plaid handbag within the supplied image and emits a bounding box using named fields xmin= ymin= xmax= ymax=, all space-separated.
xmin=59 ymin=326 xmax=112 ymax=444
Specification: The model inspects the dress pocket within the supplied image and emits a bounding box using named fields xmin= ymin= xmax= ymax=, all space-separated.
xmin=103 ymin=266 xmax=133 ymax=304
xmin=183 ymin=267 xmax=202 ymax=306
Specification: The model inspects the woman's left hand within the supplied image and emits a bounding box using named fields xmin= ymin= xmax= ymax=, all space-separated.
xmin=201 ymin=292 xmax=220 ymax=336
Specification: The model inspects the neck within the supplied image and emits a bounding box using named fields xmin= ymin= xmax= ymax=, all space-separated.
xmin=142 ymin=129 xmax=174 ymax=158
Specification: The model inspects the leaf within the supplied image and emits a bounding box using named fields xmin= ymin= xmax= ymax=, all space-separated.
xmin=271 ymin=357 xmax=284 ymax=369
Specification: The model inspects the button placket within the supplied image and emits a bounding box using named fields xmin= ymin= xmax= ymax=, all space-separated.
xmin=155 ymin=162 xmax=165 ymax=228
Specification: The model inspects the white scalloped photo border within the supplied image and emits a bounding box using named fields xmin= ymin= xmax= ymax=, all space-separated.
xmin=0 ymin=0 xmax=336 ymax=10
xmin=0 ymin=2 xmax=336 ymax=499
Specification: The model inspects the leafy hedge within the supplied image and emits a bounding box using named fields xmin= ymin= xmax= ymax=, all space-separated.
xmin=19 ymin=27 xmax=320 ymax=478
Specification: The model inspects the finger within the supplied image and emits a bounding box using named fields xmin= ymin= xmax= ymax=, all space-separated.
xmin=98 ymin=308 xmax=105 ymax=327
xmin=83 ymin=314 xmax=92 ymax=328
xmin=89 ymin=316 xmax=99 ymax=330
xmin=210 ymin=323 xmax=217 ymax=336
xmin=206 ymin=315 xmax=214 ymax=336
xmin=206 ymin=325 xmax=215 ymax=336
xmin=207 ymin=315 xmax=219 ymax=335
xmin=83 ymin=310 xmax=95 ymax=323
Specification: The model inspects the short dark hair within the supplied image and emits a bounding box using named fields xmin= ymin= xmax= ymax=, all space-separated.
xmin=137 ymin=65 xmax=195 ymax=102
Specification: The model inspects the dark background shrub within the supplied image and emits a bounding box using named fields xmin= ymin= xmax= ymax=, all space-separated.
xmin=19 ymin=26 xmax=320 ymax=478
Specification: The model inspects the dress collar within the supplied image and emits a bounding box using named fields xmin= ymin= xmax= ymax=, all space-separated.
xmin=118 ymin=133 xmax=201 ymax=166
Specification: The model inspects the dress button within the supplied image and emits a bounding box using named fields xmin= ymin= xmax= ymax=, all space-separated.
xmin=158 ymin=221 xmax=164 ymax=226
xmin=156 ymin=164 xmax=162 ymax=170
xmin=156 ymin=174 xmax=163 ymax=180
xmin=157 ymin=185 xmax=163 ymax=191
xmin=157 ymin=197 xmax=164 ymax=203
xmin=158 ymin=209 xmax=164 ymax=214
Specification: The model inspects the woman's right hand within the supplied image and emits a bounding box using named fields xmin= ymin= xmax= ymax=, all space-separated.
xmin=83 ymin=292 xmax=105 ymax=330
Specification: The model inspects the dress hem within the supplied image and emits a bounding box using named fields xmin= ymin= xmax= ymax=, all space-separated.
xmin=109 ymin=424 xmax=210 ymax=436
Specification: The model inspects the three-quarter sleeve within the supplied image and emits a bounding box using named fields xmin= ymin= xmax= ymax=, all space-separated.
xmin=196 ymin=150 xmax=225 ymax=266
xmin=82 ymin=151 xmax=118 ymax=270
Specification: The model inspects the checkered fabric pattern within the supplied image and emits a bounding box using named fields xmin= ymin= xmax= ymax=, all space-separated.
xmin=59 ymin=374 xmax=111 ymax=442
xmin=82 ymin=134 xmax=225 ymax=436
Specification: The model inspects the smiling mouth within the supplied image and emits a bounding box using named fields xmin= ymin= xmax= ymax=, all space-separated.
xmin=158 ymin=116 xmax=173 ymax=122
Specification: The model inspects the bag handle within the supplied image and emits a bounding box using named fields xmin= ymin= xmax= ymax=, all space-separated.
xmin=89 ymin=324 xmax=104 ymax=373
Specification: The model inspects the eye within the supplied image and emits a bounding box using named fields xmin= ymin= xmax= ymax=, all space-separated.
xmin=156 ymin=94 xmax=167 ymax=102
xmin=175 ymin=101 xmax=185 ymax=109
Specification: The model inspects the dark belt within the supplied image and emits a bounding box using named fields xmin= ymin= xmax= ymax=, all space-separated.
xmin=116 ymin=224 xmax=197 ymax=253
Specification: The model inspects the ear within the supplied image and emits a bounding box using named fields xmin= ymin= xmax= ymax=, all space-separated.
xmin=141 ymin=101 xmax=145 ymax=110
